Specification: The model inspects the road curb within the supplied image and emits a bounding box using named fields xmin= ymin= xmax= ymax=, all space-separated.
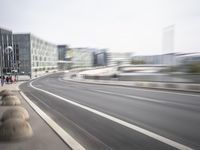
xmin=20 ymin=91 xmax=86 ymax=150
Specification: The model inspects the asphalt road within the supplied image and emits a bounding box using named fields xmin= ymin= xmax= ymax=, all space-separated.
xmin=20 ymin=73 xmax=200 ymax=150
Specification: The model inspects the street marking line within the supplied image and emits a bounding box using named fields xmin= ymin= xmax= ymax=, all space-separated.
xmin=20 ymin=91 xmax=86 ymax=150
xmin=28 ymin=92 xmax=113 ymax=150
xmin=30 ymin=80 xmax=193 ymax=150
xmin=92 ymin=89 xmax=200 ymax=110
xmin=120 ymin=85 xmax=200 ymax=98
xmin=93 ymin=89 xmax=167 ymax=104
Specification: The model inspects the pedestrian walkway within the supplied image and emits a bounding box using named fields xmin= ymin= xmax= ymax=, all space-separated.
xmin=0 ymin=82 xmax=21 ymax=91
xmin=0 ymin=75 xmax=31 ymax=90
xmin=0 ymin=81 xmax=70 ymax=150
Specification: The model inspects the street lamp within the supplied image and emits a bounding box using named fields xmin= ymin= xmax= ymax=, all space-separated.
xmin=5 ymin=46 xmax=13 ymax=74
xmin=0 ymin=46 xmax=3 ymax=86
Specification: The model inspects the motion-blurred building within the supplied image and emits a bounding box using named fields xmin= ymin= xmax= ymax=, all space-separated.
xmin=67 ymin=48 xmax=108 ymax=68
xmin=162 ymin=25 xmax=175 ymax=54
xmin=57 ymin=45 xmax=69 ymax=70
xmin=132 ymin=53 xmax=176 ymax=65
xmin=68 ymin=48 xmax=94 ymax=68
xmin=163 ymin=18 xmax=200 ymax=53
xmin=93 ymin=49 xmax=108 ymax=66
xmin=176 ymin=52 xmax=200 ymax=64
xmin=108 ymin=52 xmax=132 ymax=65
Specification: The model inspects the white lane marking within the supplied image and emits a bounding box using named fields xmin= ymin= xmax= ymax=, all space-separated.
xmin=93 ymin=89 xmax=167 ymax=104
xmin=28 ymin=92 xmax=113 ymax=150
xmin=30 ymin=80 xmax=193 ymax=150
xmin=61 ymin=77 xmax=200 ymax=98
xmin=117 ymin=85 xmax=200 ymax=98
xmin=93 ymin=89 xmax=200 ymax=109
xmin=20 ymin=91 xmax=86 ymax=150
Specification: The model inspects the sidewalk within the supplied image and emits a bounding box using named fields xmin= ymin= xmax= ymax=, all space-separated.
xmin=0 ymin=82 xmax=22 ymax=91
xmin=0 ymin=82 xmax=70 ymax=150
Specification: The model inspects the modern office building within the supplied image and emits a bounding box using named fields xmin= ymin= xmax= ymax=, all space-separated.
xmin=162 ymin=18 xmax=200 ymax=53
xmin=13 ymin=34 xmax=58 ymax=77
xmin=93 ymin=49 xmax=108 ymax=66
xmin=162 ymin=25 xmax=175 ymax=54
xmin=57 ymin=45 xmax=69 ymax=70
xmin=0 ymin=27 xmax=17 ymax=75
xmin=57 ymin=45 xmax=68 ymax=60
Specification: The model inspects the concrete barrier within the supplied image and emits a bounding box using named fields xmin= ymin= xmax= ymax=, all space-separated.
xmin=1 ymin=96 xmax=21 ymax=106
xmin=0 ymin=118 xmax=33 ymax=141
xmin=0 ymin=90 xmax=33 ymax=142
xmin=0 ymin=90 xmax=14 ymax=98
xmin=64 ymin=76 xmax=200 ymax=93
xmin=1 ymin=107 xmax=29 ymax=122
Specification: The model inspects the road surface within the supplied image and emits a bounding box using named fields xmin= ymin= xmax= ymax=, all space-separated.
xmin=20 ymin=73 xmax=200 ymax=150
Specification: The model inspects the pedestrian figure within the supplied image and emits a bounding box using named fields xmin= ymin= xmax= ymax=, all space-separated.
xmin=13 ymin=76 xmax=16 ymax=83
xmin=1 ymin=77 xmax=4 ymax=86
xmin=9 ymin=76 xmax=13 ymax=84
xmin=6 ymin=76 xmax=9 ymax=84
xmin=29 ymin=73 xmax=32 ymax=79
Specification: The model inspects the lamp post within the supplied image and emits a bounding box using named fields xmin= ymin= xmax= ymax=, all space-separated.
xmin=5 ymin=46 xmax=13 ymax=75
xmin=0 ymin=46 xmax=4 ymax=86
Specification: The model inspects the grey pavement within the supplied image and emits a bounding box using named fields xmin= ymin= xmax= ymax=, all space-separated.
xmin=20 ymin=72 xmax=200 ymax=150
xmin=0 ymin=80 xmax=70 ymax=150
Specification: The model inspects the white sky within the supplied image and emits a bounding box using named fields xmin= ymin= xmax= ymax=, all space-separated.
xmin=1 ymin=0 xmax=200 ymax=55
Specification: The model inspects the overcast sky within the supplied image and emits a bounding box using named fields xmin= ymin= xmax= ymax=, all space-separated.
xmin=1 ymin=0 xmax=200 ymax=55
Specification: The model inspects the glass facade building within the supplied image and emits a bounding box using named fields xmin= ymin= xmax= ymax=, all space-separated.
xmin=93 ymin=49 xmax=108 ymax=66
xmin=57 ymin=45 xmax=69 ymax=70
xmin=0 ymin=27 xmax=17 ymax=75
xmin=14 ymin=34 xmax=58 ymax=77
